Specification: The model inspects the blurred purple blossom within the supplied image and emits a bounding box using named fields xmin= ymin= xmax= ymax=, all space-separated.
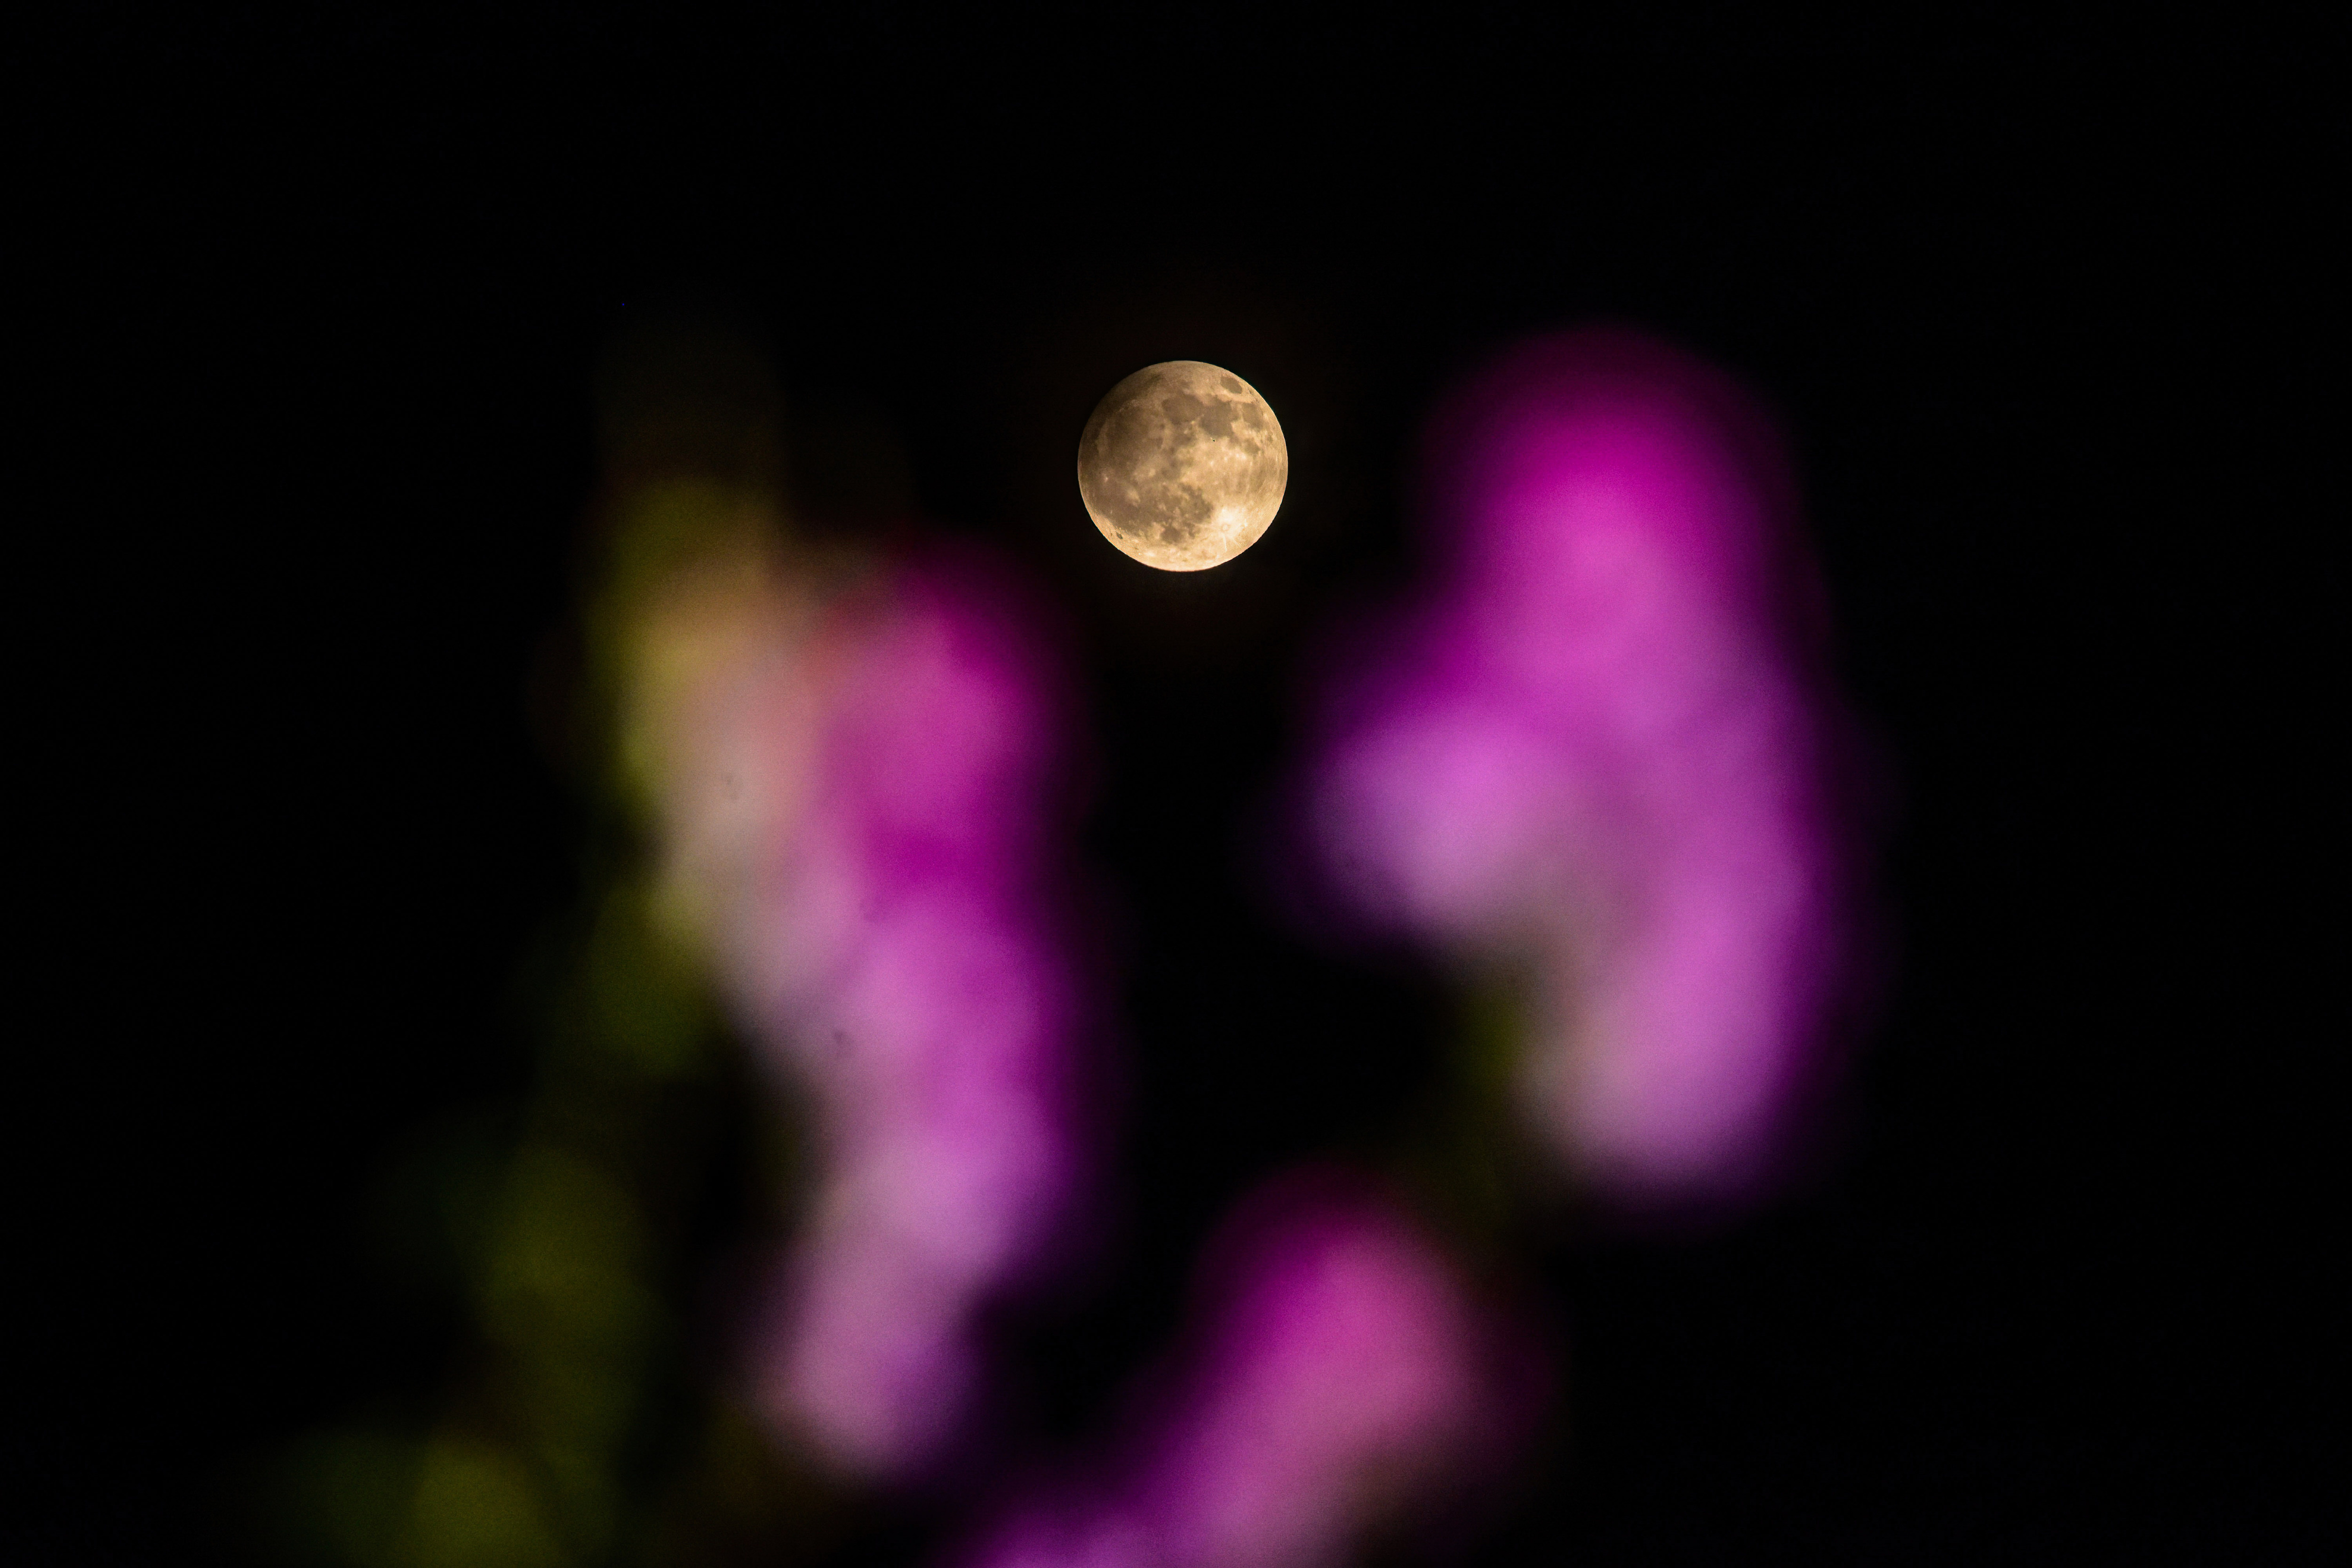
xmin=963 ymin=1173 xmax=1518 ymax=1568
xmin=630 ymin=539 xmax=1089 ymax=1477
xmin=1302 ymin=331 xmax=1861 ymax=1203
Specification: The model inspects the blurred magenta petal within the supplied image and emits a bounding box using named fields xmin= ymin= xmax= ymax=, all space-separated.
xmin=1306 ymin=331 xmax=1857 ymax=1202
xmin=966 ymin=1175 xmax=1514 ymax=1568
xmin=632 ymin=541 xmax=1087 ymax=1477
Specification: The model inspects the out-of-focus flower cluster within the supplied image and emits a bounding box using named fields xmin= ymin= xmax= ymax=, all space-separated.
xmin=1303 ymin=331 xmax=1855 ymax=1203
xmin=609 ymin=486 xmax=1087 ymax=1478
xmin=967 ymin=1175 xmax=1510 ymax=1568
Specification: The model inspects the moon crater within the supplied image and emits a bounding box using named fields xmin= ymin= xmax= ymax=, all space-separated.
xmin=1078 ymin=361 xmax=1288 ymax=571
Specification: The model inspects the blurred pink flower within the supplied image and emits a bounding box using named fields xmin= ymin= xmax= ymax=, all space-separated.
xmin=965 ymin=1174 xmax=1514 ymax=1568
xmin=1306 ymin=331 xmax=1858 ymax=1203
xmin=633 ymin=541 xmax=1088 ymax=1477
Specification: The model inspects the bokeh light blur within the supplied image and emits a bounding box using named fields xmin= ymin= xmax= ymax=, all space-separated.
xmin=605 ymin=496 xmax=1091 ymax=1478
xmin=1300 ymin=330 xmax=1858 ymax=1204
xmin=964 ymin=1171 xmax=1520 ymax=1568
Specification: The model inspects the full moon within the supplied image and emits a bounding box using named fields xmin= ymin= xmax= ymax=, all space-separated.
xmin=1077 ymin=361 xmax=1288 ymax=571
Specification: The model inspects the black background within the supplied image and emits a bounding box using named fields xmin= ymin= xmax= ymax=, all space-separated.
xmin=20 ymin=8 xmax=2335 ymax=1565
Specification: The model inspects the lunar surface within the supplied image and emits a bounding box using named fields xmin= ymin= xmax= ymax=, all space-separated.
xmin=1077 ymin=361 xmax=1288 ymax=571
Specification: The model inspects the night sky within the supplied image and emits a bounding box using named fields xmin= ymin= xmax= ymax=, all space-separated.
xmin=23 ymin=10 xmax=2331 ymax=1566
